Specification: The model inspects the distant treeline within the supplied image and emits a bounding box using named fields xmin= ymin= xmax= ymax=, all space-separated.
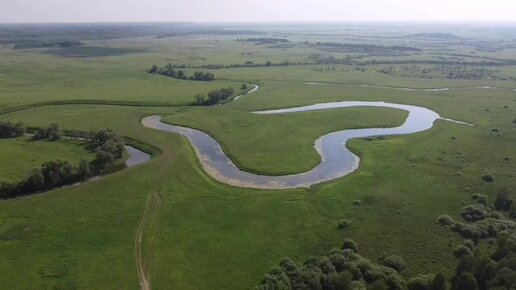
xmin=149 ymin=64 xmax=214 ymax=81
xmin=237 ymin=37 xmax=290 ymax=44
xmin=0 ymin=23 xmax=264 ymax=46
xmin=9 ymin=40 xmax=82 ymax=49
xmin=163 ymin=55 xmax=516 ymax=73
xmin=309 ymin=42 xmax=421 ymax=54
xmin=405 ymin=32 xmax=461 ymax=40
xmin=193 ymin=87 xmax=235 ymax=106
xmin=0 ymin=124 xmax=126 ymax=198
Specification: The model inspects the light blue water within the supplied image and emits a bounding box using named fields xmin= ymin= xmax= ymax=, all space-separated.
xmin=142 ymin=101 xmax=468 ymax=189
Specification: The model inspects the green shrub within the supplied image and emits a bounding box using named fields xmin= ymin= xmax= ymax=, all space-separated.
xmin=437 ymin=215 xmax=455 ymax=226
xmin=408 ymin=274 xmax=432 ymax=290
xmin=463 ymin=240 xmax=475 ymax=250
xmin=481 ymin=174 xmax=495 ymax=182
xmin=461 ymin=205 xmax=488 ymax=221
xmin=353 ymin=200 xmax=362 ymax=206
xmin=453 ymin=245 xmax=472 ymax=258
xmin=381 ymin=255 xmax=407 ymax=272
xmin=476 ymin=194 xmax=488 ymax=205
xmin=494 ymin=188 xmax=513 ymax=212
xmin=0 ymin=121 xmax=25 ymax=138
xmin=342 ymin=239 xmax=359 ymax=253
xmin=0 ymin=179 xmax=15 ymax=198
xmin=338 ymin=219 xmax=352 ymax=229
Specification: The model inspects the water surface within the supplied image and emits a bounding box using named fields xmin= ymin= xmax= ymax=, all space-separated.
xmin=142 ymin=101 xmax=468 ymax=189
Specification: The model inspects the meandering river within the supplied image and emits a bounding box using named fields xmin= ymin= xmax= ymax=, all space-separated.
xmin=141 ymin=101 xmax=471 ymax=189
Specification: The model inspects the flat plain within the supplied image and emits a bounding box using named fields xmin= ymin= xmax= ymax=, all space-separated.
xmin=0 ymin=23 xmax=515 ymax=289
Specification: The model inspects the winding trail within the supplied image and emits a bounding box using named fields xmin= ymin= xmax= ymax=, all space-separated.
xmin=142 ymin=101 xmax=472 ymax=189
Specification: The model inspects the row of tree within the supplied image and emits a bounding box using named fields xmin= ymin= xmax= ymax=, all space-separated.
xmin=0 ymin=128 xmax=126 ymax=199
xmin=33 ymin=123 xmax=62 ymax=140
xmin=12 ymin=40 xmax=82 ymax=50
xmin=193 ymin=87 xmax=235 ymax=105
xmin=257 ymin=189 xmax=516 ymax=290
xmin=149 ymin=64 xmax=215 ymax=81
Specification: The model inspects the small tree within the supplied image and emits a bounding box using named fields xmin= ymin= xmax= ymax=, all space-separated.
xmin=494 ymin=188 xmax=513 ymax=212
xmin=381 ymin=255 xmax=407 ymax=272
xmin=92 ymin=151 xmax=115 ymax=170
xmin=455 ymin=272 xmax=478 ymax=290
xmin=194 ymin=94 xmax=205 ymax=105
xmin=77 ymin=159 xmax=91 ymax=178
xmin=342 ymin=239 xmax=359 ymax=253
xmin=148 ymin=65 xmax=158 ymax=73
xmin=27 ymin=169 xmax=45 ymax=189
xmin=44 ymin=123 xmax=61 ymax=140
xmin=430 ymin=272 xmax=448 ymax=290
xmin=0 ymin=179 xmax=14 ymax=197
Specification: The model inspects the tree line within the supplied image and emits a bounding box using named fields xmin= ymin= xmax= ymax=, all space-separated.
xmin=193 ymin=87 xmax=235 ymax=106
xmin=237 ymin=37 xmax=290 ymax=44
xmin=11 ymin=40 xmax=82 ymax=50
xmin=160 ymin=54 xmax=516 ymax=72
xmin=257 ymin=188 xmax=516 ymax=290
xmin=0 ymin=126 xmax=126 ymax=199
xmin=148 ymin=64 xmax=214 ymax=81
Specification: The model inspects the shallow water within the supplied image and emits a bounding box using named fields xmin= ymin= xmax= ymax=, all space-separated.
xmin=125 ymin=146 xmax=151 ymax=167
xmin=141 ymin=101 xmax=467 ymax=189
xmin=233 ymin=84 xmax=259 ymax=101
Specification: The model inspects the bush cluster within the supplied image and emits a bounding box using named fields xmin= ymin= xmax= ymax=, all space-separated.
xmin=338 ymin=219 xmax=352 ymax=229
xmin=193 ymin=87 xmax=235 ymax=105
xmin=149 ymin=64 xmax=214 ymax=81
xmin=436 ymin=191 xmax=516 ymax=289
xmin=256 ymin=189 xmax=516 ymax=290
xmin=89 ymin=129 xmax=125 ymax=170
xmin=33 ymin=123 xmax=62 ymax=140
xmin=256 ymin=246 xmax=407 ymax=290
xmin=0 ymin=121 xmax=25 ymax=138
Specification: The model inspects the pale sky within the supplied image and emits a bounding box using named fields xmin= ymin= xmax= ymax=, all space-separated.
xmin=1 ymin=0 xmax=516 ymax=23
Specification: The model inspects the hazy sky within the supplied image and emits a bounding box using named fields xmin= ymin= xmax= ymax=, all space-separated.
xmin=1 ymin=0 xmax=516 ymax=23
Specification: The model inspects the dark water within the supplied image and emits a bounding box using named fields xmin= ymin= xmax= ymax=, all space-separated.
xmin=142 ymin=101 xmax=466 ymax=189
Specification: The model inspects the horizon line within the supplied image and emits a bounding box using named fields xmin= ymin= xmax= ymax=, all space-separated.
xmin=1 ymin=20 xmax=516 ymax=25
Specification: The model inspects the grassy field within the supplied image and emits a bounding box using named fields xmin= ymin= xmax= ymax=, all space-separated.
xmin=0 ymin=24 xmax=515 ymax=289
xmin=0 ymin=46 xmax=246 ymax=111
xmin=0 ymin=137 xmax=94 ymax=182
xmin=162 ymin=107 xmax=407 ymax=175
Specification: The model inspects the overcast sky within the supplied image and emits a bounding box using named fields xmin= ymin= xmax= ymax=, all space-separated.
xmin=1 ymin=0 xmax=516 ymax=23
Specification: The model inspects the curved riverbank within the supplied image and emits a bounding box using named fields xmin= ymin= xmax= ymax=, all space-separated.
xmin=142 ymin=101 xmax=471 ymax=189
xmin=233 ymin=84 xmax=260 ymax=101
xmin=305 ymin=82 xmax=516 ymax=92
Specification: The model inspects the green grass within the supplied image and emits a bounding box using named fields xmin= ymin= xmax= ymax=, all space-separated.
xmin=0 ymin=30 xmax=514 ymax=289
xmin=0 ymin=136 xmax=95 ymax=182
xmin=0 ymin=46 xmax=246 ymax=111
xmin=42 ymin=46 xmax=146 ymax=58
xmin=162 ymin=107 xmax=407 ymax=175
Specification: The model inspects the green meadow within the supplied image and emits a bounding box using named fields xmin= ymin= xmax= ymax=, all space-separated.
xmin=0 ymin=24 xmax=515 ymax=289
xmin=0 ymin=137 xmax=94 ymax=182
